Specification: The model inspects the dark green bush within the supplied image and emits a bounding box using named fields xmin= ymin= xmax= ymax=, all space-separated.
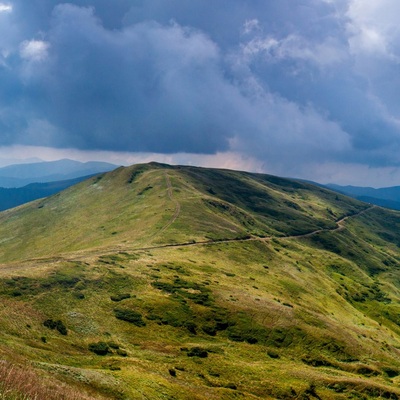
xmin=116 ymin=349 xmax=128 ymax=357
xmin=267 ymin=350 xmax=280 ymax=359
xmin=215 ymin=320 xmax=231 ymax=331
xmin=55 ymin=320 xmax=68 ymax=335
xmin=50 ymin=273 xmax=80 ymax=288
xmin=43 ymin=319 xmax=57 ymax=329
xmin=88 ymin=342 xmax=109 ymax=355
xmin=110 ymin=293 xmax=131 ymax=302
xmin=185 ymin=292 xmax=212 ymax=306
xmin=202 ymin=325 xmax=217 ymax=336
xmin=152 ymin=279 xmax=213 ymax=306
xmin=114 ymin=308 xmax=146 ymax=327
xmin=146 ymin=313 xmax=162 ymax=321
xmin=187 ymin=347 xmax=208 ymax=358
xmin=184 ymin=321 xmax=197 ymax=334
xmin=43 ymin=319 xmax=67 ymax=335
xmin=383 ymin=368 xmax=399 ymax=378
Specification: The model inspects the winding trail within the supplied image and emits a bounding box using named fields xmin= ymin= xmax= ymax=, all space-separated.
xmin=0 ymin=202 xmax=377 ymax=273
xmin=282 ymin=205 xmax=376 ymax=240
xmin=127 ymin=204 xmax=377 ymax=252
xmin=85 ymin=204 xmax=377 ymax=257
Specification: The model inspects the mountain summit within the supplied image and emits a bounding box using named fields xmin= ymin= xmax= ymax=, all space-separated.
xmin=0 ymin=163 xmax=400 ymax=399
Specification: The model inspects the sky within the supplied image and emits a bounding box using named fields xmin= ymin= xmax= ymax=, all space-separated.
xmin=1 ymin=1 xmax=400 ymax=186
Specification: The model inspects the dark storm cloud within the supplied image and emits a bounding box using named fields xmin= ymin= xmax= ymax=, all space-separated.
xmin=24 ymin=4 xmax=241 ymax=153
xmin=1 ymin=0 xmax=400 ymax=171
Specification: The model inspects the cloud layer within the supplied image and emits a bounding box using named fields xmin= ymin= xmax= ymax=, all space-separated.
xmin=1 ymin=0 xmax=400 ymax=182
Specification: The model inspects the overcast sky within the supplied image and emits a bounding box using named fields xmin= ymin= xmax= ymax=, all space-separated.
xmin=1 ymin=1 xmax=400 ymax=186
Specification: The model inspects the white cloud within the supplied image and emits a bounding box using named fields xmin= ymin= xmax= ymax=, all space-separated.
xmin=240 ymin=33 xmax=345 ymax=68
xmin=0 ymin=3 xmax=12 ymax=13
xmin=347 ymin=20 xmax=389 ymax=57
xmin=241 ymin=19 xmax=260 ymax=35
xmin=19 ymin=39 xmax=49 ymax=62
xmin=346 ymin=0 xmax=400 ymax=58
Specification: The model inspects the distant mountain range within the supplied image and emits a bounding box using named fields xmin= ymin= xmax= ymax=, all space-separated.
xmin=0 ymin=159 xmax=118 ymax=211
xmin=326 ymin=183 xmax=400 ymax=210
xmin=0 ymin=175 xmax=98 ymax=211
xmin=0 ymin=159 xmax=117 ymax=188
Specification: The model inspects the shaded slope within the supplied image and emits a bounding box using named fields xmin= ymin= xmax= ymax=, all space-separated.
xmin=178 ymin=166 xmax=366 ymax=236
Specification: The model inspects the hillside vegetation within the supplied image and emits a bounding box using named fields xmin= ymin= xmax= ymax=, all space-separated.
xmin=0 ymin=163 xmax=399 ymax=399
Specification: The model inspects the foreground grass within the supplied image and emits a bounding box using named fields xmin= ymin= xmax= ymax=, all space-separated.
xmin=0 ymin=361 xmax=103 ymax=400
xmin=0 ymin=238 xmax=399 ymax=399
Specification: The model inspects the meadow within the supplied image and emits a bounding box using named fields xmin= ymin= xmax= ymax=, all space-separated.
xmin=0 ymin=163 xmax=399 ymax=398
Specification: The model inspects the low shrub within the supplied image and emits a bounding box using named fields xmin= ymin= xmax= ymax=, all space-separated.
xmin=187 ymin=347 xmax=208 ymax=358
xmin=114 ymin=308 xmax=146 ymax=327
xmin=43 ymin=319 xmax=68 ymax=335
xmin=227 ymin=328 xmax=258 ymax=344
xmin=110 ymin=293 xmax=131 ymax=302
xmin=267 ymin=350 xmax=280 ymax=359
xmin=202 ymin=325 xmax=217 ymax=336
xmin=152 ymin=278 xmax=213 ymax=306
xmin=116 ymin=349 xmax=128 ymax=357
xmin=184 ymin=321 xmax=197 ymax=334
xmin=88 ymin=342 xmax=109 ymax=356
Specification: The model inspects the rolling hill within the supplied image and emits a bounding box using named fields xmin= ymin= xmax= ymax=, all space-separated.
xmin=0 ymin=163 xmax=400 ymax=399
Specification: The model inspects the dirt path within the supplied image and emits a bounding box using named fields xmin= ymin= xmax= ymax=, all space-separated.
xmin=0 ymin=205 xmax=376 ymax=273
xmin=158 ymin=173 xmax=181 ymax=234
xmin=90 ymin=205 xmax=378 ymax=255
xmin=281 ymin=205 xmax=375 ymax=240
xmin=127 ymin=205 xmax=377 ymax=252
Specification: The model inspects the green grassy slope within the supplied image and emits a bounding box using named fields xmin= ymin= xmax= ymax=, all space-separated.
xmin=0 ymin=163 xmax=399 ymax=399
xmin=0 ymin=163 xmax=366 ymax=260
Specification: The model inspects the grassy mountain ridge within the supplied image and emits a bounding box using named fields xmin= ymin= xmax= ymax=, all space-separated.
xmin=0 ymin=162 xmax=366 ymax=261
xmin=0 ymin=163 xmax=400 ymax=398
